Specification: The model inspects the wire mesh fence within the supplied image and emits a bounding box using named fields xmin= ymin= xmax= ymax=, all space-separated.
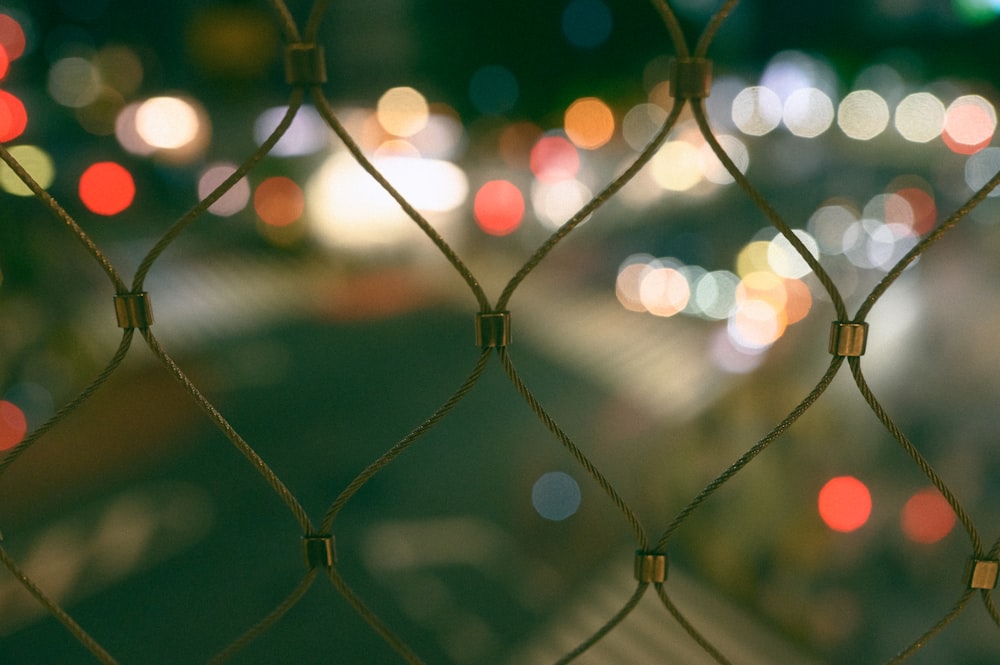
xmin=2 ymin=0 xmax=1000 ymax=663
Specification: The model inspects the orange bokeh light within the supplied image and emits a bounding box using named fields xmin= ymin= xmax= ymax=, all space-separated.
xmin=254 ymin=176 xmax=304 ymax=227
xmin=819 ymin=476 xmax=872 ymax=533
xmin=79 ymin=162 xmax=136 ymax=215
xmin=564 ymin=97 xmax=615 ymax=150
xmin=901 ymin=488 xmax=956 ymax=544
xmin=474 ymin=179 xmax=524 ymax=236
xmin=0 ymin=400 xmax=27 ymax=451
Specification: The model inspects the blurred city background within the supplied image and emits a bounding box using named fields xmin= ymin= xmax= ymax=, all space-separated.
xmin=1 ymin=0 xmax=1000 ymax=663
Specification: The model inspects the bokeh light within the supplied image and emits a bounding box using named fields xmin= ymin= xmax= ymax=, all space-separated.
xmin=531 ymin=178 xmax=592 ymax=229
xmin=48 ymin=56 xmax=101 ymax=108
xmin=253 ymin=105 xmax=329 ymax=157
xmin=254 ymin=176 xmax=304 ymax=227
xmin=965 ymin=146 xmax=1000 ymax=197
xmin=622 ymin=102 xmax=667 ymax=151
xmin=0 ymin=89 xmax=27 ymax=141
xmin=564 ymin=96 xmax=615 ymax=150
xmin=650 ymin=140 xmax=702 ymax=191
xmin=76 ymin=87 xmax=125 ymax=136
xmin=783 ymin=87 xmax=834 ymax=138
xmin=838 ymin=90 xmax=890 ymax=140
xmin=0 ymin=400 xmax=27 ymax=451
xmin=135 ymin=96 xmax=202 ymax=150
xmin=562 ymin=0 xmax=613 ymax=49
xmin=306 ymin=152 xmax=466 ymax=251
xmin=474 ymin=180 xmax=524 ymax=236
xmin=529 ymin=134 xmax=580 ymax=183
xmin=94 ymin=45 xmax=144 ymax=97
xmin=616 ymin=257 xmax=652 ymax=312
xmin=942 ymin=94 xmax=996 ymax=154
xmin=901 ymin=488 xmax=956 ymax=544
xmin=639 ymin=266 xmax=690 ymax=317
xmin=0 ymin=145 xmax=54 ymax=196
xmin=198 ymin=163 xmax=250 ymax=217
xmin=79 ymin=161 xmax=135 ymax=215
xmin=377 ymin=86 xmax=429 ymax=138
xmin=531 ymin=471 xmax=582 ymax=521
xmin=469 ymin=65 xmax=519 ymax=116
xmin=692 ymin=270 xmax=740 ymax=320
xmin=699 ymin=134 xmax=749 ymax=185
xmin=818 ymin=476 xmax=872 ymax=533
xmin=732 ymin=86 xmax=783 ymax=136
xmin=895 ymin=92 xmax=945 ymax=143
xmin=767 ymin=229 xmax=820 ymax=279
xmin=0 ymin=14 xmax=27 ymax=62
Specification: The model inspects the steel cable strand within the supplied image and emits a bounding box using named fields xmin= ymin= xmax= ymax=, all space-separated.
xmin=140 ymin=328 xmax=314 ymax=534
xmin=655 ymin=355 xmax=844 ymax=550
xmin=132 ymin=89 xmax=306 ymax=290
xmin=309 ymin=89 xmax=491 ymax=312
xmin=690 ymin=103 xmax=849 ymax=320
xmin=846 ymin=357 xmax=983 ymax=555
xmin=854 ymin=164 xmax=1000 ymax=322
xmin=206 ymin=569 xmax=318 ymax=665
xmin=983 ymin=535 xmax=1000 ymax=627
xmin=983 ymin=588 xmax=1000 ymax=628
xmin=655 ymin=584 xmax=734 ymax=665
xmin=321 ymin=349 xmax=491 ymax=530
xmin=315 ymin=352 xmax=490 ymax=660
xmin=496 ymin=101 xmax=685 ymax=311
xmin=692 ymin=0 xmax=740 ymax=58
xmin=551 ymin=583 xmax=649 ymax=665
xmin=266 ymin=0 xmax=302 ymax=43
xmin=324 ymin=566 xmax=426 ymax=665
xmin=0 ymin=143 xmax=127 ymax=292
xmin=495 ymin=348 xmax=650 ymax=662
xmin=0 ymin=329 xmax=133 ymax=480
xmin=884 ymin=589 xmax=977 ymax=665
xmin=498 ymin=348 xmax=648 ymax=549
xmin=303 ymin=0 xmax=332 ymax=42
xmin=0 ymin=544 xmax=118 ymax=665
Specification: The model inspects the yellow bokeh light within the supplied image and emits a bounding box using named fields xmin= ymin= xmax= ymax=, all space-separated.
xmin=0 ymin=145 xmax=54 ymax=196
xmin=564 ymin=96 xmax=615 ymax=150
xmin=377 ymin=86 xmax=430 ymax=138
xmin=651 ymin=141 xmax=702 ymax=191
xmin=735 ymin=240 xmax=771 ymax=277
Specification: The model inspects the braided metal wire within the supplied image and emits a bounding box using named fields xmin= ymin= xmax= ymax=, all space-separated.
xmin=0 ymin=0 xmax=999 ymax=663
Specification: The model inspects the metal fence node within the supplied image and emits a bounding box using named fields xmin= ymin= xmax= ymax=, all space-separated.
xmin=634 ymin=551 xmax=668 ymax=583
xmin=828 ymin=322 xmax=868 ymax=357
xmin=302 ymin=535 xmax=335 ymax=569
xmin=669 ymin=57 xmax=712 ymax=98
xmin=114 ymin=292 xmax=154 ymax=329
xmin=969 ymin=559 xmax=999 ymax=589
xmin=475 ymin=311 xmax=511 ymax=348
xmin=285 ymin=43 xmax=327 ymax=86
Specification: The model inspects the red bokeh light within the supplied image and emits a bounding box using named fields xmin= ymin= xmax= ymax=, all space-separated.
xmin=474 ymin=180 xmax=524 ymax=236
xmin=79 ymin=162 xmax=136 ymax=216
xmin=0 ymin=400 xmax=27 ymax=451
xmin=901 ymin=488 xmax=956 ymax=544
xmin=818 ymin=476 xmax=872 ymax=533
xmin=0 ymin=89 xmax=27 ymax=142
xmin=893 ymin=187 xmax=937 ymax=235
xmin=254 ymin=176 xmax=304 ymax=227
xmin=0 ymin=14 xmax=26 ymax=62
xmin=529 ymin=135 xmax=580 ymax=183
